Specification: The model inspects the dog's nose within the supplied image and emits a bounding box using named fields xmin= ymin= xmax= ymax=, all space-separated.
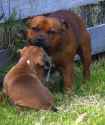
xmin=36 ymin=36 xmax=44 ymax=43
xmin=34 ymin=36 xmax=48 ymax=49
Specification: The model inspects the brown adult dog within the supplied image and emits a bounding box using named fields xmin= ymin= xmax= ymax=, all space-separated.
xmin=3 ymin=46 xmax=55 ymax=110
xmin=26 ymin=10 xmax=92 ymax=90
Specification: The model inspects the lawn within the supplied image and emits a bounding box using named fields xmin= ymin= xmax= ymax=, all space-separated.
xmin=0 ymin=58 xmax=105 ymax=125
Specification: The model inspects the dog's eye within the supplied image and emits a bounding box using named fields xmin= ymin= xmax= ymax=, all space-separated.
xmin=47 ymin=29 xmax=57 ymax=34
xmin=32 ymin=27 xmax=41 ymax=32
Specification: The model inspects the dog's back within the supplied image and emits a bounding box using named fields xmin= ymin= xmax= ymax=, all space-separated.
xmin=3 ymin=46 xmax=54 ymax=110
xmin=47 ymin=10 xmax=87 ymax=44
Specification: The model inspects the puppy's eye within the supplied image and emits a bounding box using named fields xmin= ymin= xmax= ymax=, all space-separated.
xmin=32 ymin=27 xmax=41 ymax=32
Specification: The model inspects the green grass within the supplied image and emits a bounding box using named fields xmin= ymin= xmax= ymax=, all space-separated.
xmin=0 ymin=58 xmax=105 ymax=125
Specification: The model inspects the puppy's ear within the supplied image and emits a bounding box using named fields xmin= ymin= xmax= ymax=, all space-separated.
xmin=16 ymin=49 xmax=22 ymax=58
xmin=17 ymin=49 xmax=22 ymax=54
xmin=17 ymin=47 xmax=27 ymax=55
xmin=36 ymin=60 xmax=44 ymax=66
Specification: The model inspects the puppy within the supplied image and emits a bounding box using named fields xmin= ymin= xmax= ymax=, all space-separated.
xmin=26 ymin=10 xmax=92 ymax=90
xmin=3 ymin=46 xmax=55 ymax=110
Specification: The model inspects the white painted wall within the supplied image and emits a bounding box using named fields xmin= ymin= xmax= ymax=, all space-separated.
xmin=0 ymin=0 xmax=97 ymax=21
xmin=1 ymin=0 xmax=105 ymax=55
xmin=88 ymin=24 xmax=105 ymax=54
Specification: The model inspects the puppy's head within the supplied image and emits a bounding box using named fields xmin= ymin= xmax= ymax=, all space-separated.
xmin=19 ymin=46 xmax=51 ymax=80
xmin=19 ymin=46 xmax=47 ymax=67
xmin=26 ymin=16 xmax=68 ymax=52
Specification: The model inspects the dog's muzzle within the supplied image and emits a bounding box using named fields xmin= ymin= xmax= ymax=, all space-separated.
xmin=29 ymin=37 xmax=51 ymax=52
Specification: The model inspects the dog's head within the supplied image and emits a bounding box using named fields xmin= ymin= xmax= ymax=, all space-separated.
xmin=19 ymin=46 xmax=46 ymax=66
xmin=26 ymin=16 xmax=68 ymax=52
xmin=19 ymin=46 xmax=51 ymax=79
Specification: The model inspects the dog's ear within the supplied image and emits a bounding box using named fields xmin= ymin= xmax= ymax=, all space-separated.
xmin=35 ymin=48 xmax=45 ymax=66
xmin=17 ymin=49 xmax=22 ymax=53
xmin=17 ymin=47 xmax=27 ymax=55
xmin=36 ymin=60 xmax=44 ymax=66
xmin=26 ymin=19 xmax=32 ymax=27
xmin=23 ymin=16 xmax=34 ymax=27
xmin=23 ymin=16 xmax=33 ymax=27
xmin=16 ymin=49 xmax=22 ymax=58
xmin=60 ymin=19 xmax=69 ymax=30
xmin=16 ymin=28 xmax=27 ymax=40
xmin=17 ymin=49 xmax=22 ymax=56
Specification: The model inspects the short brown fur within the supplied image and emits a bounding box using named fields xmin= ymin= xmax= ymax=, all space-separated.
xmin=3 ymin=46 xmax=54 ymax=110
xmin=26 ymin=10 xmax=92 ymax=90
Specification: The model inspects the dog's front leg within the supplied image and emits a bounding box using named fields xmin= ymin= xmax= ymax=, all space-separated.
xmin=61 ymin=62 xmax=74 ymax=90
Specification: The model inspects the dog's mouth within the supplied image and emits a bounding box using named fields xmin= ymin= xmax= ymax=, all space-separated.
xmin=29 ymin=38 xmax=51 ymax=52
xmin=36 ymin=40 xmax=49 ymax=49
